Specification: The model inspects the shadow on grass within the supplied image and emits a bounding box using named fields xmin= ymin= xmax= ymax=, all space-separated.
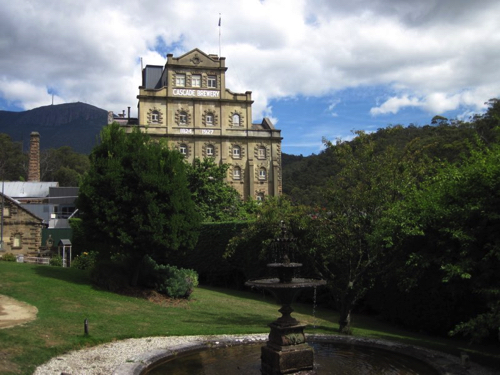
xmin=32 ymin=265 xmax=91 ymax=285
xmin=181 ymin=310 xmax=276 ymax=329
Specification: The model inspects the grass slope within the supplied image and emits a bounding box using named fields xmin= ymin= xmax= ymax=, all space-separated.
xmin=0 ymin=262 xmax=498 ymax=374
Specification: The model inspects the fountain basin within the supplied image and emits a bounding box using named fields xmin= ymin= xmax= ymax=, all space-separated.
xmin=113 ymin=335 xmax=470 ymax=375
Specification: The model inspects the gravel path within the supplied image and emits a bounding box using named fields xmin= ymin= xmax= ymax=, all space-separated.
xmin=33 ymin=334 xmax=268 ymax=375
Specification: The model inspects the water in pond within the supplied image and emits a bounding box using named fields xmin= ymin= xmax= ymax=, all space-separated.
xmin=147 ymin=341 xmax=439 ymax=375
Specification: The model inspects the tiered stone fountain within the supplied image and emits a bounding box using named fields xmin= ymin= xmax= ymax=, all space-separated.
xmin=245 ymin=222 xmax=326 ymax=375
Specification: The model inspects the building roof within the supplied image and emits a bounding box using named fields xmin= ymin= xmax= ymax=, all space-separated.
xmin=1 ymin=182 xmax=58 ymax=199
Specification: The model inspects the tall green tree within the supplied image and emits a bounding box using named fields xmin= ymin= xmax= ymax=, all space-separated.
xmin=304 ymin=132 xmax=428 ymax=334
xmin=378 ymin=145 xmax=500 ymax=341
xmin=0 ymin=133 xmax=27 ymax=180
xmin=77 ymin=123 xmax=201 ymax=284
xmin=41 ymin=146 xmax=90 ymax=186
xmin=185 ymin=158 xmax=244 ymax=222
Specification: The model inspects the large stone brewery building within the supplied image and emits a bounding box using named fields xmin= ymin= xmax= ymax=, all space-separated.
xmin=124 ymin=48 xmax=282 ymax=200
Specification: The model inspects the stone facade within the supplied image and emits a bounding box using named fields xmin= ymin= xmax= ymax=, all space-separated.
xmin=123 ymin=48 xmax=282 ymax=201
xmin=0 ymin=193 xmax=45 ymax=256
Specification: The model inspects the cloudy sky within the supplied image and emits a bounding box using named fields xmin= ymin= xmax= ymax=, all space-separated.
xmin=1 ymin=0 xmax=499 ymax=155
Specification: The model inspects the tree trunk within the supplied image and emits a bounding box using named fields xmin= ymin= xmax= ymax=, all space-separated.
xmin=339 ymin=306 xmax=352 ymax=335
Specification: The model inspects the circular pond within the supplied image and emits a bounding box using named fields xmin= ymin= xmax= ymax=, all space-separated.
xmin=147 ymin=340 xmax=440 ymax=375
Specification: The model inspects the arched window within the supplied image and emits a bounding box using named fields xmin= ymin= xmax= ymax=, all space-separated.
xmin=179 ymin=111 xmax=188 ymax=125
xmin=179 ymin=144 xmax=187 ymax=155
xmin=151 ymin=110 xmax=159 ymax=123
xmin=259 ymin=167 xmax=267 ymax=180
xmin=256 ymin=193 xmax=265 ymax=201
xmin=206 ymin=113 xmax=214 ymax=125
xmin=233 ymin=145 xmax=241 ymax=158
xmin=232 ymin=114 xmax=240 ymax=126
xmin=233 ymin=166 xmax=241 ymax=180
xmin=206 ymin=145 xmax=214 ymax=157
xmin=258 ymin=146 xmax=266 ymax=159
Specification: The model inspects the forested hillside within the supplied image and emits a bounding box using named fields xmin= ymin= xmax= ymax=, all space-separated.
xmin=282 ymin=101 xmax=500 ymax=206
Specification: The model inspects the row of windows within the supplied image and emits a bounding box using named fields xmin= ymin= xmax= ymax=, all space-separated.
xmin=175 ymin=74 xmax=217 ymax=89
xmin=177 ymin=145 xmax=267 ymax=180
xmin=178 ymin=144 xmax=266 ymax=159
xmin=150 ymin=110 xmax=241 ymax=127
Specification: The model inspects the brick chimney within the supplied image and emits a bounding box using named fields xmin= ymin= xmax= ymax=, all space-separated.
xmin=28 ymin=132 xmax=40 ymax=182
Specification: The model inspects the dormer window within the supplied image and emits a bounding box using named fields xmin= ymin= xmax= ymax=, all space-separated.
xmin=232 ymin=114 xmax=240 ymax=127
xmin=176 ymin=74 xmax=186 ymax=87
xmin=208 ymin=75 xmax=217 ymax=88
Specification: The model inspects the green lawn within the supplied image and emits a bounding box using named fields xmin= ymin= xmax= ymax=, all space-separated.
xmin=0 ymin=262 xmax=498 ymax=374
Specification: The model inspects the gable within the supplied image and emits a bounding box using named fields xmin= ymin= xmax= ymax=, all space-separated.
xmin=174 ymin=49 xmax=221 ymax=69
xmin=1 ymin=193 xmax=45 ymax=224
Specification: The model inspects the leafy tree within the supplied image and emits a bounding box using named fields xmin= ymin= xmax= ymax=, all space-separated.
xmin=378 ymin=145 xmax=500 ymax=341
xmin=226 ymin=196 xmax=311 ymax=280
xmin=185 ymin=158 xmax=245 ymax=222
xmin=76 ymin=123 xmax=201 ymax=285
xmin=304 ymin=132 xmax=427 ymax=334
xmin=0 ymin=133 xmax=27 ymax=180
xmin=41 ymin=146 xmax=90 ymax=186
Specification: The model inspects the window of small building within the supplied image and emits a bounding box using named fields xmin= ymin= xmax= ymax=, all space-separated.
xmin=179 ymin=144 xmax=188 ymax=155
xmin=2 ymin=206 xmax=10 ymax=217
xmin=206 ymin=145 xmax=214 ymax=156
xmin=259 ymin=167 xmax=267 ymax=180
xmin=176 ymin=74 xmax=186 ymax=87
xmin=232 ymin=114 xmax=241 ymax=127
xmin=179 ymin=111 xmax=188 ymax=124
xmin=151 ymin=110 xmax=159 ymax=123
xmin=13 ymin=234 xmax=21 ymax=248
xmin=233 ymin=145 xmax=241 ymax=158
xmin=208 ymin=75 xmax=217 ymax=88
xmin=233 ymin=166 xmax=241 ymax=180
xmin=192 ymin=74 xmax=201 ymax=87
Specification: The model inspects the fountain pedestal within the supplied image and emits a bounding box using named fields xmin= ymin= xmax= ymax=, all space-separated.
xmin=262 ymin=322 xmax=314 ymax=375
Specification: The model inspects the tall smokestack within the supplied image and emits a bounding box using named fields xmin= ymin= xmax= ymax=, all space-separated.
xmin=28 ymin=132 xmax=40 ymax=182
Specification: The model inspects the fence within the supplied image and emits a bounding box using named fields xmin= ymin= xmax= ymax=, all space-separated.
xmin=23 ymin=257 xmax=50 ymax=265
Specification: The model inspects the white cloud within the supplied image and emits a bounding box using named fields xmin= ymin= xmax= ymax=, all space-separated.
xmin=0 ymin=0 xmax=499 ymax=124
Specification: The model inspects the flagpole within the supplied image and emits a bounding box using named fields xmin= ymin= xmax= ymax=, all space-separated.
xmin=218 ymin=13 xmax=221 ymax=57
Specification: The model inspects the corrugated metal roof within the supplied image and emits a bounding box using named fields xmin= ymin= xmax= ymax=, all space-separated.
xmin=1 ymin=182 xmax=58 ymax=198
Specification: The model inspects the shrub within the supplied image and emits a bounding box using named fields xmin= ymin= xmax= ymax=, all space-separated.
xmin=49 ymin=255 xmax=63 ymax=267
xmin=1 ymin=253 xmax=16 ymax=262
xmin=71 ymin=251 xmax=97 ymax=270
xmin=139 ymin=256 xmax=198 ymax=298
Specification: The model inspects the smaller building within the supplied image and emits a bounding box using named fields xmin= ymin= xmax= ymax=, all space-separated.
xmin=0 ymin=192 xmax=46 ymax=256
